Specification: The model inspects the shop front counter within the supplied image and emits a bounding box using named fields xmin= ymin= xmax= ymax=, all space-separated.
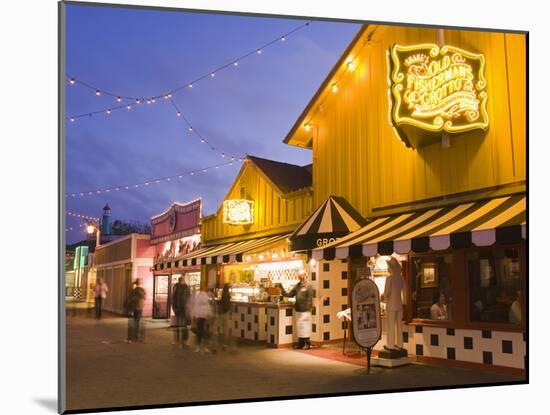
xmin=228 ymin=301 xmax=297 ymax=347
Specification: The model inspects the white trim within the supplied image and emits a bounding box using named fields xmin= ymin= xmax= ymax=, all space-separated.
xmin=335 ymin=247 xmax=349 ymax=259
xmin=472 ymin=229 xmax=496 ymax=246
xmin=393 ymin=239 xmax=411 ymax=254
xmin=362 ymin=243 xmax=378 ymax=257
xmin=312 ymin=249 xmax=324 ymax=261
xmin=429 ymin=235 xmax=450 ymax=251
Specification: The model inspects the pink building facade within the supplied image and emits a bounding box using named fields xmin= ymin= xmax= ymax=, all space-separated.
xmin=150 ymin=200 xmax=202 ymax=319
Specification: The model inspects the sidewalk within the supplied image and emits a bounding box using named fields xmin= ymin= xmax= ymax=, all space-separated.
xmin=64 ymin=315 xmax=525 ymax=412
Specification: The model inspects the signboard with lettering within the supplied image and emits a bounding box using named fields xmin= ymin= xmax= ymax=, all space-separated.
xmin=222 ymin=199 xmax=254 ymax=225
xmin=351 ymin=278 xmax=381 ymax=349
xmin=389 ymin=44 xmax=488 ymax=148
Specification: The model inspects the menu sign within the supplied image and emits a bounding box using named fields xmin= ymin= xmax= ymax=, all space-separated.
xmin=389 ymin=44 xmax=488 ymax=147
xmin=351 ymin=278 xmax=381 ymax=349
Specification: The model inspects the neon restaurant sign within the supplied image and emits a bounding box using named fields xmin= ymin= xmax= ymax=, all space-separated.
xmin=389 ymin=44 xmax=488 ymax=147
xmin=223 ymin=199 xmax=254 ymax=225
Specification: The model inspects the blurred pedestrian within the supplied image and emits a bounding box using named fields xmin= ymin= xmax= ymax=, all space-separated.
xmin=192 ymin=288 xmax=214 ymax=353
xmin=279 ymin=270 xmax=313 ymax=349
xmin=93 ymin=277 xmax=109 ymax=319
xmin=125 ymin=279 xmax=146 ymax=343
xmin=172 ymin=276 xmax=190 ymax=347
xmin=216 ymin=283 xmax=232 ymax=351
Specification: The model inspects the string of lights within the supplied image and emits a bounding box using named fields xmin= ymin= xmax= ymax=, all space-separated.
xmin=167 ymin=97 xmax=235 ymax=159
xmin=65 ymin=223 xmax=87 ymax=232
xmin=65 ymin=157 xmax=244 ymax=198
xmin=302 ymin=29 xmax=376 ymax=131
xmin=67 ymin=211 xmax=100 ymax=222
xmin=66 ymin=21 xmax=312 ymax=121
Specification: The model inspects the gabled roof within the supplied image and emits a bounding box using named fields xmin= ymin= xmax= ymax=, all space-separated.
xmin=283 ymin=24 xmax=369 ymax=148
xmin=247 ymin=155 xmax=312 ymax=194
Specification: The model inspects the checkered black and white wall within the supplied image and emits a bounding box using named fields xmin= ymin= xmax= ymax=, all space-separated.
xmin=373 ymin=320 xmax=526 ymax=369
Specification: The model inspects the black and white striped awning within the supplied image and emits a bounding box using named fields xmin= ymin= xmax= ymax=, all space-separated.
xmin=311 ymin=194 xmax=526 ymax=261
xmin=289 ymin=196 xmax=366 ymax=252
xmin=174 ymin=233 xmax=291 ymax=266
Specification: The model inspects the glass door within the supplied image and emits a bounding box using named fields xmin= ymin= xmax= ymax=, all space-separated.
xmin=153 ymin=275 xmax=170 ymax=319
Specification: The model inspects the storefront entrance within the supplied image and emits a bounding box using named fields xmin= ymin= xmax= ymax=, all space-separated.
xmin=153 ymin=272 xmax=202 ymax=319
xmin=153 ymin=275 xmax=170 ymax=319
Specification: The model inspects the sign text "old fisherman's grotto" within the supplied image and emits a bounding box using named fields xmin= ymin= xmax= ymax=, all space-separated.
xmin=389 ymin=44 xmax=488 ymax=140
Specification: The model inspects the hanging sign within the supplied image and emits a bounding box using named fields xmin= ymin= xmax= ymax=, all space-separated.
xmin=223 ymin=199 xmax=254 ymax=225
xmin=389 ymin=44 xmax=488 ymax=147
xmin=351 ymin=278 xmax=381 ymax=348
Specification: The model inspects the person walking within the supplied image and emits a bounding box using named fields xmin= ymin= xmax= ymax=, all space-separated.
xmin=216 ymin=283 xmax=232 ymax=351
xmin=279 ymin=270 xmax=314 ymax=350
xmin=93 ymin=277 xmax=109 ymax=319
xmin=191 ymin=288 xmax=214 ymax=353
xmin=125 ymin=279 xmax=146 ymax=343
xmin=172 ymin=276 xmax=190 ymax=347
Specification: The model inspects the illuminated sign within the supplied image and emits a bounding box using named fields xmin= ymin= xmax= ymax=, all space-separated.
xmin=223 ymin=199 xmax=254 ymax=225
xmin=389 ymin=44 xmax=488 ymax=142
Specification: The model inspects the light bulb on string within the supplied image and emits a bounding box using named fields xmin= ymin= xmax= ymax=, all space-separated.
xmin=151 ymin=98 xmax=156 ymax=103
xmin=95 ymin=90 xmax=101 ymax=96
xmin=257 ymin=49 xmax=262 ymax=54
xmin=331 ymin=83 xmax=338 ymax=93
xmin=188 ymin=83 xmax=193 ymax=88
xmin=116 ymin=96 xmax=122 ymax=102
xmin=135 ymin=98 xmax=141 ymax=104
xmin=188 ymin=127 xmax=193 ymax=132
xmin=281 ymin=36 xmax=286 ymax=42
xmin=233 ymin=61 xmax=239 ymax=66
xmin=127 ymin=104 xmax=132 ymax=110
xmin=70 ymin=117 xmax=75 ymax=123
xmin=346 ymin=58 xmax=355 ymax=71
xmin=106 ymin=109 xmax=111 ymax=115
xmin=69 ymin=78 xmax=75 ymax=85
xmin=304 ymin=123 xmax=311 ymax=132
xmin=177 ymin=112 xmax=182 ymax=117
xmin=210 ymin=73 xmax=215 ymax=78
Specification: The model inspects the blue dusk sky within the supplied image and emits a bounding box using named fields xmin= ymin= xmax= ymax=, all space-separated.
xmin=65 ymin=3 xmax=360 ymax=243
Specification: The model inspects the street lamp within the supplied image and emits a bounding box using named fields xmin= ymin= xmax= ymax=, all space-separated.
xmin=86 ymin=223 xmax=101 ymax=248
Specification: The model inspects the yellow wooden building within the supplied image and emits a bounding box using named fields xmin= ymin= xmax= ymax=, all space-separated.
xmin=284 ymin=24 xmax=526 ymax=217
xmin=284 ymin=23 xmax=526 ymax=371
xmin=201 ymin=155 xmax=313 ymax=245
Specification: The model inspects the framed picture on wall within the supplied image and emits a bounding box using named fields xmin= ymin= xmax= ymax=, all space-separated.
xmin=420 ymin=262 xmax=438 ymax=288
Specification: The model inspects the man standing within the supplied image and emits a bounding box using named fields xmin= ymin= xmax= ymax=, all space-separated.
xmin=171 ymin=276 xmax=190 ymax=347
xmin=126 ymin=279 xmax=146 ymax=343
xmin=381 ymin=257 xmax=405 ymax=351
xmin=93 ymin=277 xmax=108 ymax=319
xmin=280 ymin=270 xmax=314 ymax=350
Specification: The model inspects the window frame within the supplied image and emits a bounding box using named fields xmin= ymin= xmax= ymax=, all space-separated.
xmin=406 ymin=241 xmax=526 ymax=333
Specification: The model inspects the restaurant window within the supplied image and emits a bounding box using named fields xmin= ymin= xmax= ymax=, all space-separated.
xmin=467 ymin=246 xmax=521 ymax=325
xmin=411 ymin=253 xmax=453 ymax=321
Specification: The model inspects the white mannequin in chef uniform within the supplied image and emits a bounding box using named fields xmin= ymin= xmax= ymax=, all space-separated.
xmin=382 ymin=257 xmax=405 ymax=350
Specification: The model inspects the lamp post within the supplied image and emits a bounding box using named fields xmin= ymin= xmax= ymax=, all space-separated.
xmin=87 ymin=223 xmax=101 ymax=248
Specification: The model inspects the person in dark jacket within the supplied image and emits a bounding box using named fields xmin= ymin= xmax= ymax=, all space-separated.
xmin=172 ymin=276 xmax=190 ymax=347
xmin=216 ymin=283 xmax=232 ymax=351
xmin=280 ymin=270 xmax=314 ymax=350
xmin=125 ymin=279 xmax=146 ymax=343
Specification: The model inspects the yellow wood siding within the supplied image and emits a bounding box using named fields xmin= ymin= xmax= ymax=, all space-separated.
xmin=202 ymin=161 xmax=313 ymax=245
xmin=300 ymin=25 xmax=526 ymax=216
